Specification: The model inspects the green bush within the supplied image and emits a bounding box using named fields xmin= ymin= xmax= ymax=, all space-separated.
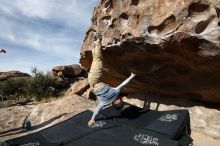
xmin=28 ymin=68 xmax=57 ymax=101
xmin=0 ymin=78 xmax=28 ymax=100
xmin=0 ymin=68 xmax=58 ymax=101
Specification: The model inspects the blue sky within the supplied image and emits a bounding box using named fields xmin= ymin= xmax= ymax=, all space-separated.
xmin=0 ymin=0 xmax=99 ymax=74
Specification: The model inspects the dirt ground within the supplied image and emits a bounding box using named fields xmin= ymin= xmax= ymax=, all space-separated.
xmin=192 ymin=131 xmax=220 ymax=146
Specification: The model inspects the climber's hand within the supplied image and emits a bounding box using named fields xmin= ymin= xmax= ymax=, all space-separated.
xmin=131 ymin=73 xmax=136 ymax=78
xmin=88 ymin=119 xmax=96 ymax=127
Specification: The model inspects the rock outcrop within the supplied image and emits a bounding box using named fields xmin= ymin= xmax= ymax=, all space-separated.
xmin=80 ymin=0 xmax=220 ymax=103
xmin=0 ymin=71 xmax=31 ymax=82
xmin=65 ymin=79 xmax=90 ymax=97
xmin=65 ymin=79 xmax=96 ymax=100
xmin=52 ymin=64 xmax=86 ymax=78
xmin=52 ymin=64 xmax=87 ymax=88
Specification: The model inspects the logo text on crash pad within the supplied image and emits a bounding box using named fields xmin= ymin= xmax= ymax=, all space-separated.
xmin=158 ymin=114 xmax=178 ymax=122
xmin=133 ymin=134 xmax=159 ymax=146
xmin=20 ymin=141 xmax=39 ymax=146
xmin=89 ymin=121 xmax=106 ymax=128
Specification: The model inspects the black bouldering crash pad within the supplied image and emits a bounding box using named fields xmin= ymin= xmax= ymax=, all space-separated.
xmin=2 ymin=103 xmax=192 ymax=146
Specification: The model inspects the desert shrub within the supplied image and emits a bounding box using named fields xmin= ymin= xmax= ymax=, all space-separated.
xmin=0 ymin=83 xmax=4 ymax=101
xmin=0 ymin=68 xmax=59 ymax=102
xmin=0 ymin=78 xmax=28 ymax=100
xmin=28 ymin=68 xmax=57 ymax=100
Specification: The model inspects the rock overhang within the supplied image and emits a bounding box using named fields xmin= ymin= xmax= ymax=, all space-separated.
xmin=80 ymin=0 xmax=220 ymax=103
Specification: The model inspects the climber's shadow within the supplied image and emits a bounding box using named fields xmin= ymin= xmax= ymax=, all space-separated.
xmin=0 ymin=113 xmax=67 ymax=138
xmin=97 ymin=104 xmax=149 ymax=121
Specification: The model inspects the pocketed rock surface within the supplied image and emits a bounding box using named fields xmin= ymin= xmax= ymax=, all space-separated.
xmin=81 ymin=0 xmax=220 ymax=103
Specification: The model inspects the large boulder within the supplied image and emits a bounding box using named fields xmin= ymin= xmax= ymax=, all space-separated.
xmin=65 ymin=79 xmax=90 ymax=97
xmin=52 ymin=64 xmax=87 ymax=88
xmin=52 ymin=64 xmax=86 ymax=78
xmin=80 ymin=0 xmax=220 ymax=103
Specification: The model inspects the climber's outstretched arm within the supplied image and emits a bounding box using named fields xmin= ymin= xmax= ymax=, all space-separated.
xmin=114 ymin=73 xmax=136 ymax=91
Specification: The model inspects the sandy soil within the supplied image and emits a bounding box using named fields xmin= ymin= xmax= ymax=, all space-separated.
xmin=192 ymin=130 xmax=220 ymax=146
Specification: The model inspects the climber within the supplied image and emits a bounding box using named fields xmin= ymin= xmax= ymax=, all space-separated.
xmin=87 ymin=34 xmax=136 ymax=126
xmin=0 ymin=48 xmax=6 ymax=53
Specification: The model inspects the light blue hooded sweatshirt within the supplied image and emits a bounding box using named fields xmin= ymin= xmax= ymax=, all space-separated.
xmin=91 ymin=74 xmax=134 ymax=120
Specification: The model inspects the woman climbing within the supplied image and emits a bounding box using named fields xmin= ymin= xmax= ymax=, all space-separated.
xmin=87 ymin=34 xmax=136 ymax=126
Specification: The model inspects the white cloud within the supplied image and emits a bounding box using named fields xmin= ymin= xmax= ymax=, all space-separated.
xmin=0 ymin=0 xmax=97 ymax=29
xmin=0 ymin=0 xmax=99 ymax=73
